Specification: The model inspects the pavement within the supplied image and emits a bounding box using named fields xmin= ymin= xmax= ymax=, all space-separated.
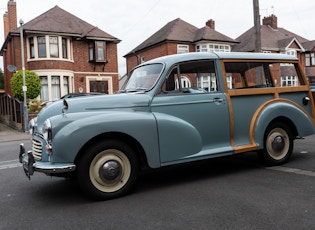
xmin=0 ymin=123 xmax=31 ymax=142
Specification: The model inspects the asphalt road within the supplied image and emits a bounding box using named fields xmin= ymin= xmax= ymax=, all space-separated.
xmin=1 ymin=137 xmax=315 ymax=230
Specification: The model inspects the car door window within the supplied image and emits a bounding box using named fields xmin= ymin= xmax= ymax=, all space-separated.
xmin=161 ymin=60 xmax=218 ymax=94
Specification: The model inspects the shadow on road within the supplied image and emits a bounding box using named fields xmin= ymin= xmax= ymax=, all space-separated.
xmin=28 ymin=150 xmax=310 ymax=203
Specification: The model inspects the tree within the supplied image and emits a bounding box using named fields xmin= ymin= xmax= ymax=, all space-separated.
xmin=10 ymin=70 xmax=41 ymax=101
xmin=0 ymin=68 xmax=4 ymax=89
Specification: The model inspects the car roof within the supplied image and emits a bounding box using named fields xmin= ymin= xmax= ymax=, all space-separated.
xmin=142 ymin=52 xmax=298 ymax=66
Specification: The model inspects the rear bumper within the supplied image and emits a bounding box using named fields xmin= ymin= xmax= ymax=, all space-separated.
xmin=18 ymin=143 xmax=76 ymax=179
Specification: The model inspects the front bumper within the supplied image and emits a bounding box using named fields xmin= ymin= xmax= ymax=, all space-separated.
xmin=18 ymin=143 xmax=76 ymax=179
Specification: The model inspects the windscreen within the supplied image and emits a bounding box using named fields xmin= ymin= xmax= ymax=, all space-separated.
xmin=123 ymin=64 xmax=163 ymax=92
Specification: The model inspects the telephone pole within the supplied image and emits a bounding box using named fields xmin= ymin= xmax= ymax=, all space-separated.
xmin=253 ymin=0 xmax=261 ymax=52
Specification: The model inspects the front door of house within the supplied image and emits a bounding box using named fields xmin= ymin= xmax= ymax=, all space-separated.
xmin=90 ymin=81 xmax=108 ymax=94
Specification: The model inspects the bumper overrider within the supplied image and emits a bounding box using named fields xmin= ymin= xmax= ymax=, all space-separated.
xmin=18 ymin=143 xmax=76 ymax=179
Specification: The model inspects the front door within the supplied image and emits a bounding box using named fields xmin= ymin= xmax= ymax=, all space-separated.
xmin=150 ymin=60 xmax=232 ymax=165
xmin=90 ymin=81 xmax=108 ymax=94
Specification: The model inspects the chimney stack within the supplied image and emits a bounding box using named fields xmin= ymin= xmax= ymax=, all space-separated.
xmin=3 ymin=0 xmax=17 ymax=38
xmin=206 ymin=19 xmax=215 ymax=30
xmin=263 ymin=14 xmax=277 ymax=30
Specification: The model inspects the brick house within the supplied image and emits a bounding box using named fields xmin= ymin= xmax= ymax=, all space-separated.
xmin=124 ymin=18 xmax=238 ymax=74
xmin=1 ymin=0 xmax=120 ymax=101
xmin=232 ymin=14 xmax=315 ymax=86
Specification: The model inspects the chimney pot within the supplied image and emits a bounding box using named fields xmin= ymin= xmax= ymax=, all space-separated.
xmin=206 ymin=19 xmax=215 ymax=30
xmin=263 ymin=14 xmax=277 ymax=29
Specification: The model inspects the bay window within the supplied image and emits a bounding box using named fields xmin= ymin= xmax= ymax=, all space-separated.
xmin=27 ymin=35 xmax=72 ymax=60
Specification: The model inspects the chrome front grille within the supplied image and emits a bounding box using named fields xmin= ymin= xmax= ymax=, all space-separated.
xmin=32 ymin=138 xmax=43 ymax=160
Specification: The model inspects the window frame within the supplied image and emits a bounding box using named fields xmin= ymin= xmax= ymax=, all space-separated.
xmin=196 ymin=43 xmax=231 ymax=53
xmin=49 ymin=36 xmax=59 ymax=58
xmin=27 ymin=35 xmax=72 ymax=61
xmin=89 ymin=40 xmax=107 ymax=62
xmin=305 ymin=52 xmax=315 ymax=67
xmin=177 ymin=44 xmax=189 ymax=54
xmin=37 ymin=36 xmax=47 ymax=58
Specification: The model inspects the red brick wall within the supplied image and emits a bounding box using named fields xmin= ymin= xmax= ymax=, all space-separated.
xmin=3 ymin=37 xmax=120 ymax=95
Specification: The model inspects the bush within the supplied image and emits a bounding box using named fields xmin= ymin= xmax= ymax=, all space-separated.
xmin=10 ymin=70 xmax=41 ymax=101
xmin=28 ymin=99 xmax=44 ymax=112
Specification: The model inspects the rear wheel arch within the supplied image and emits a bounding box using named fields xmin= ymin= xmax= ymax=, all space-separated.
xmin=267 ymin=117 xmax=298 ymax=138
xmin=258 ymin=118 xmax=295 ymax=166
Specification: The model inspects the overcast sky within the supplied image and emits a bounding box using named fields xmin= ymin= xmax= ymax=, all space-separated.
xmin=0 ymin=0 xmax=315 ymax=75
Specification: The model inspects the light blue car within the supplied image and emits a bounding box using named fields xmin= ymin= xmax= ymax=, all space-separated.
xmin=19 ymin=52 xmax=315 ymax=200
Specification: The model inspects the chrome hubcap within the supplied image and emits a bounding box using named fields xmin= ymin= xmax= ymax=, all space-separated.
xmin=271 ymin=135 xmax=285 ymax=152
xmin=99 ymin=160 xmax=122 ymax=184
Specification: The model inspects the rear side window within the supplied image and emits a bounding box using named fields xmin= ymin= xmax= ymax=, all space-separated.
xmin=224 ymin=61 xmax=302 ymax=89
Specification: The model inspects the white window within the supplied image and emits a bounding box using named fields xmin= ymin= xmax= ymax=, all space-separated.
xmin=177 ymin=45 xmax=189 ymax=54
xmin=197 ymin=74 xmax=218 ymax=92
xmin=40 ymin=77 xmax=49 ymax=101
xmin=196 ymin=43 xmax=230 ymax=53
xmin=175 ymin=76 xmax=191 ymax=89
xmin=63 ymin=76 xmax=69 ymax=95
xmin=305 ymin=53 xmax=315 ymax=67
xmin=51 ymin=76 xmax=61 ymax=100
xmin=281 ymin=76 xmax=298 ymax=87
xmin=49 ymin=36 xmax=59 ymax=58
xmin=281 ymin=49 xmax=297 ymax=57
xmin=27 ymin=35 xmax=72 ymax=61
xmin=226 ymin=76 xmax=232 ymax=89
xmin=38 ymin=73 xmax=74 ymax=101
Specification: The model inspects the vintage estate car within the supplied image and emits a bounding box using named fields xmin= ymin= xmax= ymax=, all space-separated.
xmin=19 ymin=52 xmax=315 ymax=200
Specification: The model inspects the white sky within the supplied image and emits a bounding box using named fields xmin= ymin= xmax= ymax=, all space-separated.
xmin=0 ymin=0 xmax=315 ymax=75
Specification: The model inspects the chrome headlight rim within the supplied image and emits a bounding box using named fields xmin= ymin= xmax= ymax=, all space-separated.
xmin=28 ymin=117 xmax=37 ymax=135
xmin=42 ymin=119 xmax=52 ymax=143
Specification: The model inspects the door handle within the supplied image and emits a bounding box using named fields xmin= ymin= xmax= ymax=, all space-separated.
xmin=302 ymin=96 xmax=310 ymax=105
xmin=212 ymin=98 xmax=225 ymax=104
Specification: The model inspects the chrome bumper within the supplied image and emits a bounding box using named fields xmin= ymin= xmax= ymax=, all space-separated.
xmin=18 ymin=143 xmax=76 ymax=179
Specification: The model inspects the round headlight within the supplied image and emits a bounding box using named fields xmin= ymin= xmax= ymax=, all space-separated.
xmin=42 ymin=119 xmax=52 ymax=142
xmin=28 ymin=117 xmax=37 ymax=135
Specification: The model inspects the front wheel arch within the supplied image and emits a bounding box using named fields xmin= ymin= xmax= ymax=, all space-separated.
xmin=76 ymin=139 xmax=140 ymax=200
xmin=75 ymin=132 xmax=149 ymax=170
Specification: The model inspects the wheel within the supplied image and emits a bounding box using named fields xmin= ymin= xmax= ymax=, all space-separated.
xmin=77 ymin=140 xmax=139 ymax=200
xmin=259 ymin=122 xmax=294 ymax=166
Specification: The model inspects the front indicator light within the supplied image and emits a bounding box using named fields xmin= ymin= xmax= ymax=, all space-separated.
xmin=46 ymin=144 xmax=52 ymax=154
